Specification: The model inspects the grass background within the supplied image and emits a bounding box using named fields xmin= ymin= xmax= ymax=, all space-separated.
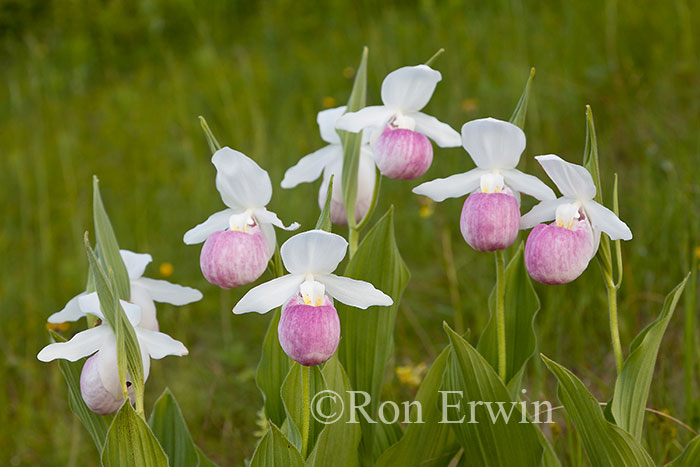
xmin=1 ymin=0 xmax=698 ymax=464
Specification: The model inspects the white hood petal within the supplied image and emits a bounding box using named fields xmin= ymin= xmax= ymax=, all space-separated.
xmin=381 ymin=65 xmax=442 ymax=113
xmin=281 ymin=145 xmax=340 ymax=189
xmin=233 ymin=274 xmax=305 ymax=314
xmin=134 ymin=277 xmax=203 ymax=306
xmin=520 ymin=198 xmax=570 ymax=229
xmin=317 ymin=106 xmax=347 ymax=145
xmin=120 ymin=250 xmax=153 ymax=280
xmin=280 ymin=230 xmax=348 ymax=275
xmin=136 ymin=328 xmax=188 ymax=359
xmin=461 ymin=118 xmax=526 ymax=170
xmin=183 ymin=208 xmax=233 ymax=245
xmin=412 ymin=168 xmax=486 ymax=202
xmin=37 ymin=325 xmax=111 ymax=362
xmin=252 ymin=207 xmax=300 ymax=231
xmin=583 ymin=200 xmax=633 ymax=241
xmin=48 ymin=293 xmax=86 ymax=323
xmin=412 ymin=112 xmax=461 ymax=148
xmin=501 ymin=168 xmax=556 ymax=201
xmin=535 ymin=154 xmax=596 ymax=200
xmin=318 ymin=274 xmax=393 ymax=309
xmin=335 ymin=106 xmax=395 ymax=133
xmin=212 ymin=147 xmax=272 ymax=209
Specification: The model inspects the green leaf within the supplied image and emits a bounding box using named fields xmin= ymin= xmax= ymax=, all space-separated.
xmin=308 ymin=356 xmax=361 ymax=467
xmin=250 ymin=423 xmax=305 ymax=467
xmin=336 ymin=207 xmax=410 ymax=464
xmin=199 ymin=116 xmax=222 ymax=153
xmin=372 ymin=421 xmax=403 ymax=461
xmin=509 ymin=67 xmax=536 ymax=129
xmin=101 ymin=402 xmax=169 ymax=467
xmin=541 ymin=355 xmax=654 ymax=466
xmin=256 ymin=309 xmax=291 ymax=428
xmin=611 ymin=274 xmax=690 ymax=441
xmin=478 ymin=244 xmax=540 ymax=391
xmin=668 ymin=434 xmax=700 ymax=466
xmin=441 ymin=323 xmax=544 ymax=466
xmin=148 ymin=388 xmax=200 ymax=467
xmin=280 ymin=362 xmax=326 ymax=454
xmin=315 ymin=174 xmax=334 ymax=232
xmin=92 ymin=176 xmax=130 ymax=301
xmin=376 ymin=346 xmax=459 ymax=467
xmin=50 ymin=331 xmax=109 ymax=451
xmin=85 ymin=236 xmax=145 ymax=415
xmin=582 ymin=106 xmax=603 ymax=205
xmin=196 ymin=446 xmax=219 ymax=467
xmin=340 ymin=47 xmax=368 ymax=228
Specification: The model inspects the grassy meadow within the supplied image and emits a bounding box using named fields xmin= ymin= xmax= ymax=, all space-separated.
xmin=1 ymin=0 xmax=699 ymax=464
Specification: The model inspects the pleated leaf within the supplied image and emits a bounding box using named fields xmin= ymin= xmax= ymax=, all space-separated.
xmin=541 ymin=355 xmax=654 ymax=466
xmin=250 ymin=423 xmax=306 ymax=467
xmin=509 ymin=67 xmax=535 ymax=129
xmin=611 ymin=274 xmax=689 ymax=441
xmin=280 ymin=362 xmax=327 ymax=455
xmin=336 ymin=207 xmax=410 ymax=464
xmin=441 ymin=324 xmax=544 ymax=466
xmin=101 ymin=402 xmax=168 ymax=467
xmin=256 ymin=309 xmax=291 ymax=428
xmin=668 ymin=435 xmax=700 ymax=466
xmin=315 ymin=175 xmax=334 ymax=232
xmin=148 ymin=388 xmax=200 ymax=467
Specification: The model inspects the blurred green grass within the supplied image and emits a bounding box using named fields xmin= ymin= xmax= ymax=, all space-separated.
xmin=1 ymin=0 xmax=698 ymax=464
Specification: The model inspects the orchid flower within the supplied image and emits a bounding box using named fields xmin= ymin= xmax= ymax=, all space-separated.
xmin=47 ymin=250 xmax=202 ymax=331
xmin=335 ymin=64 xmax=460 ymax=180
xmin=183 ymin=147 xmax=299 ymax=288
xmin=38 ymin=295 xmax=187 ymax=414
xmin=233 ymin=230 xmax=392 ymax=365
xmin=521 ymin=154 xmax=632 ymax=284
xmin=281 ymin=106 xmax=377 ymax=225
xmin=413 ymin=118 xmax=556 ymax=251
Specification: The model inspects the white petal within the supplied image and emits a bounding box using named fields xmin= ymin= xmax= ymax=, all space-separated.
xmin=520 ymin=198 xmax=570 ymax=229
xmin=253 ymin=207 xmax=300 ymax=231
xmin=136 ymin=328 xmax=188 ymax=359
xmin=281 ymin=145 xmax=340 ymax=189
xmin=317 ymin=106 xmax=347 ymax=144
xmin=335 ymin=106 xmax=395 ymax=133
xmin=48 ymin=293 xmax=86 ymax=323
xmin=259 ymin=221 xmax=276 ymax=261
xmin=77 ymin=293 xmax=105 ymax=321
xmin=97 ymin=335 xmax=150 ymax=399
xmin=381 ymin=65 xmax=442 ymax=112
xmin=280 ymin=230 xmax=348 ymax=275
xmin=37 ymin=325 xmax=110 ymax=362
xmin=412 ymin=112 xmax=461 ymax=148
xmin=318 ymin=274 xmax=393 ymax=309
xmin=119 ymin=250 xmax=152 ymax=280
xmin=183 ymin=208 xmax=233 ymax=245
xmin=212 ymin=147 xmax=272 ymax=209
xmin=121 ymin=301 xmax=142 ymax=327
xmin=501 ymin=168 xmax=556 ymax=201
xmin=232 ymin=274 xmax=305 ymax=314
xmin=535 ymin=154 xmax=596 ymax=200
xmin=134 ymin=277 xmax=203 ymax=306
xmin=583 ymin=200 xmax=633 ymax=241
xmin=412 ymin=169 xmax=486 ymax=202
xmin=461 ymin=118 xmax=526 ymax=170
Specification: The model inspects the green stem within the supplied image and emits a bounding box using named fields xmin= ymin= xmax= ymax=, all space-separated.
xmin=348 ymin=227 xmax=359 ymax=259
xmin=495 ymin=250 xmax=506 ymax=381
xmin=301 ymin=365 xmax=311 ymax=458
xmin=606 ymin=277 xmax=624 ymax=374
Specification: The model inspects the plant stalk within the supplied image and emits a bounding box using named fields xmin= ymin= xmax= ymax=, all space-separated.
xmin=605 ymin=276 xmax=624 ymax=374
xmin=495 ymin=249 xmax=507 ymax=381
xmin=301 ymin=365 xmax=311 ymax=458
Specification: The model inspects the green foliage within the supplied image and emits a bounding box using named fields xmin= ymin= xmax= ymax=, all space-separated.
xmin=250 ymin=423 xmax=305 ymax=467
xmin=315 ymin=174 xmax=334 ymax=232
xmin=509 ymin=68 xmax=536 ymax=129
xmin=256 ymin=309 xmax=291 ymax=428
xmin=611 ymin=274 xmax=690 ymax=440
xmin=336 ymin=207 xmax=410 ymax=464
xmin=478 ymin=244 xmax=540 ymax=391
xmin=280 ymin=363 xmax=326 ymax=454
xmin=668 ymin=435 xmax=700 ymax=466
xmin=148 ymin=388 xmax=200 ymax=467
xmin=541 ymin=355 xmax=654 ymax=466
xmin=101 ymin=402 xmax=169 ymax=467
xmin=442 ymin=323 xmax=545 ymax=466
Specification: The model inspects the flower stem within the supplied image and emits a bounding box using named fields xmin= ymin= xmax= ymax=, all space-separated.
xmin=301 ymin=365 xmax=311 ymax=458
xmin=606 ymin=277 xmax=624 ymax=374
xmin=495 ymin=250 xmax=507 ymax=381
xmin=348 ymin=227 xmax=359 ymax=259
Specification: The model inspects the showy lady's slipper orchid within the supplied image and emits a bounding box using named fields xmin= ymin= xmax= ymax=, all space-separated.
xmin=413 ymin=118 xmax=556 ymax=251
xmin=233 ymin=230 xmax=392 ymax=366
xmin=47 ymin=250 xmax=202 ymax=331
xmin=281 ymin=106 xmax=376 ymax=225
xmin=184 ymin=147 xmax=299 ymax=289
xmin=521 ymin=155 xmax=633 ymax=284
xmin=38 ymin=296 xmax=188 ymax=414
xmin=335 ymin=64 xmax=461 ymax=180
